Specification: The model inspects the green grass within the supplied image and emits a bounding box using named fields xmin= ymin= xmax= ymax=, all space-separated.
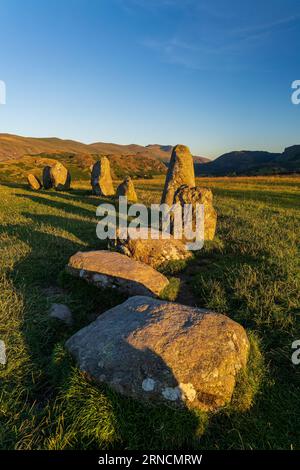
xmin=0 ymin=176 xmax=300 ymax=450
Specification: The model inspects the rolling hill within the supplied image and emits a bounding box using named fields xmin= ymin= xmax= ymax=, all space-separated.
xmin=0 ymin=135 xmax=209 ymax=165
xmin=0 ymin=134 xmax=168 ymax=181
xmin=0 ymin=134 xmax=212 ymax=182
xmin=0 ymin=134 xmax=299 ymax=181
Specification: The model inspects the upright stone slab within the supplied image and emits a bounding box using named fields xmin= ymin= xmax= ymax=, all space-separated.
xmin=161 ymin=145 xmax=195 ymax=206
xmin=43 ymin=166 xmax=53 ymax=189
xmin=66 ymin=250 xmax=169 ymax=297
xmin=27 ymin=173 xmax=42 ymax=190
xmin=91 ymin=157 xmax=114 ymax=196
xmin=116 ymin=177 xmax=137 ymax=202
xmin=50 ymin=162 xmax=71 ymax=190
xmin=66 ymin=296 xmax=250 ymax=411
xmin=173 ymin=185 xmax=217 ymax=241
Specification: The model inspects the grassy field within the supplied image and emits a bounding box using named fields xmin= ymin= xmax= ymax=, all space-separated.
xmin=0 ymin=175 xmax=299 ymax=450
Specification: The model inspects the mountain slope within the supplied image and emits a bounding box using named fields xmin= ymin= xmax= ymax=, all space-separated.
xmin=198 ymin=147 xmax=300 ymax=176
xmin=0 ymin=134 xmax=167 ymax=181
xmin=0 ymin=134 xmax=210 ymax=166
xmin=0 ymin=134 xmax=89 ymax=160
xmin=0 ymin=134 xmax=212 ymax=181
xmin=1 ymin=134 xmax=299 ymax=180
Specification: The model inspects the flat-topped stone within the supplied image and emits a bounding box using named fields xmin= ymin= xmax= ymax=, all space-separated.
xmin=111 ymin=227 xmax=192 ymax=268
xmin=66 ymin=250 xmax=169 ymax=297
xmin=66 ymin=296 xmax=250 ymax=411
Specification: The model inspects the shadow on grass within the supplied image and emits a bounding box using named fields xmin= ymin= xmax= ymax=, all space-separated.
xmin=0 ymin=181 xmax=28 ymax=190
xmin=15 ymin=191 xmax=109 ymax=216
xmin=2 ymin=180 xmax=298 ymax=449
xmin=1 ymin=181 xmax=116 ymax=210
xmin=0 ymin=189 xmax=204 ymax=449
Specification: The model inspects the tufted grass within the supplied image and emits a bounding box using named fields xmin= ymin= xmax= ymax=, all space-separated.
xmin=0 ymin=175 xmax=299 ymax=450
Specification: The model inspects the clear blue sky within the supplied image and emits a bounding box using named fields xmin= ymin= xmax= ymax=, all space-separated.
xmin=0 ymin=0 xmax=300 ymax=158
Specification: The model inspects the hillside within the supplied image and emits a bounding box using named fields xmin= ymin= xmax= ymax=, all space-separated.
xmin=0 ymin=134 xmax=210 ymax=165
xmin=0 ymin=134 xmax=211 ymax=182
xmin=0 ymin=134 xmax=90 ymax=161
xmin=0 ymin=152 xmax=167 ymax=182
xmin=1 ymin=134 xmax=299 ymax=180
xmin=0 ymin=134 xmax=167 ymax=181
xmin=198 ymin=147 xmax=300 ymax=176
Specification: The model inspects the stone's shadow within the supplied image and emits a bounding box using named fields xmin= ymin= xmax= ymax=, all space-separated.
xmin=0 ymin=181 xmax=27 ymax=190
xmin=1 ymin=185 xmax=202 ymax=448
xmin=15 ymin=192 xmax=109 ymax=216
xmin=2 ymin=180 xmax=118 ymax=209
xmin=21 ymin=212 xmax=103 ymax=249
xmin=1 ymin=218 xmax=125 ymax=398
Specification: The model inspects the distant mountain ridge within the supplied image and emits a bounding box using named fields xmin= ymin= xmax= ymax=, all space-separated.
xmin=0 ymin=134 xmax=168 ymax=180
xmin=0 ymin=134 xmax=209 ymax=165
xmin=145 ymin=144 xmax=210 ymax=165
xmin=0 ymin=134 xmax=154 ymax=161
xmin=198 ymin=147 xmax=300 ymax=176
xmin=0 ymin=134 xmax=299 ymax=179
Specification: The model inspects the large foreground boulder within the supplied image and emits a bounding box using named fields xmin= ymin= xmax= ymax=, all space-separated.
xmin=116 ymin=177 xmax=137 ymax=202
xmin=161 ymin=145 xmax=195 ymax=206
xmin=27 ymin=173 xmax=42 ymax=190
xmin=66 ymin=250 xmax=169 ymax=297
xmin=173 ymin=185 xmax=217 ymax=241
xmin=91 ymin=158 xmax=114 ymax=196
xmin=66 ymin=296 xmax=249 ymax=411
xmin=50 ymin=162 xmax=71 ymax=190
xmin=111 ymin=227 xmax=192 ymax=268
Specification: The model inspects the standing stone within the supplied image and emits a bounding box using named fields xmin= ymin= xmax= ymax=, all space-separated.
xmin=27 ymin=174 xmax=42 ymax=190
xmin=161 ymin=145 xmax=195 ymax=206
xmin=116 ymin=177 xmax=138 ymax=202
xmin=91 ymin=157 xmax=114 ymax=196
xmin=66 ymin=296 xmax=250 ymax=411
xmin=43 ymin=166 xmax=53 ymax=189
xmin=50 ymin=162 xmax=71 ymax=190
xmin=173 ymin=185 xmax=217 ymax=241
